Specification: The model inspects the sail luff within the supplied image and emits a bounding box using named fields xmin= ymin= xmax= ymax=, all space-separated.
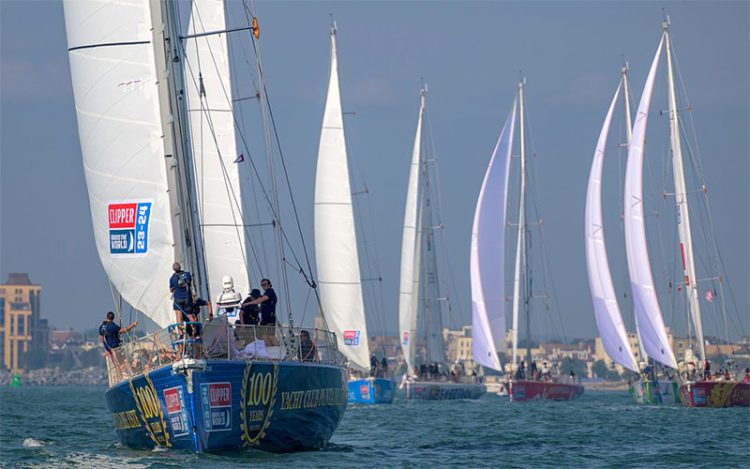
xmin=585 ymin=82 xmax=639 ymax=372
xmin=624 ymin=36 xmax=678 ymax=369
xmin=314 ymin=27 xmax=370 ymax=371
xmin=664 ymin=26 xmax=705 ymax=361
xmin=471 ymin=103 xmax=516 ymax=371
xmin=184 ymin=0 xmax=249 ymax=302
xmin=399 ymin=89 xmax=426 ymax=374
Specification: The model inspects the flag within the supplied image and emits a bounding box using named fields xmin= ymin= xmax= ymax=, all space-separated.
xmin=233 ymin=153 xmax=245 ymax=163
xmin=704 ymin=290 xmax=714 ymax=302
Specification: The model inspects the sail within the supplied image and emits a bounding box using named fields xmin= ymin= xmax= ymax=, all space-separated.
xmin=585 ymin=82 xmax=638 ymax=372
xmin=471 ymin=106 xmax=516 ymax=371
xmin=624 ymin=37 xmax=677 ymax=369
xmin=399 ymin=91 xmax=426 ymax=373
xmin=314 ymin=29 xmax=370 ymax=371
xmin=183 ymin=0 xmax=249 ymax=301
xmin=64 ymin=0 xmax=176 ymax=327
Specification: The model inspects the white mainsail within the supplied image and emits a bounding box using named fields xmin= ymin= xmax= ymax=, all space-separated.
xmin=471 ymin=105 xmax=516 ymax=371
xmin=399 ymin=89 xmax=426 ymax=374
xmin=64 ymin=0 xmax=176 ymax=327
xmin=624 ymin=37 xmax=677 ymax=369
xmin=585 ymin=82 xmax=638 ymax=372
xmin=314 ymin=27 xmax=370 ymax=371
xmin=184 ymin=0 xmax=249 ymax=301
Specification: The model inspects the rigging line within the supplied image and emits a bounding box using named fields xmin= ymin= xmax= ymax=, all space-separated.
xmin=422 ymin=107 xmax=464 ymax=327
xmin=178 ymin=16 xmax=252 ymax=277
xmin=244 ymin=4 xmax=294 ymax=325
xmin=523 ymin=103 xmax=566 ymax=343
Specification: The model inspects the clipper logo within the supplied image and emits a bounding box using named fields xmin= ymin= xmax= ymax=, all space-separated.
xmin=402 ymin=331 xmax=410 ymax=346
xmin=163 ymin=386 xmax=188 ymax=437
xmin=201 ymin=382 xmax=232 ymax=432
xmin=343 ymin=330 xmax=360 ymax=346
xmin=109 ymin=201 xmax=152 ymax=256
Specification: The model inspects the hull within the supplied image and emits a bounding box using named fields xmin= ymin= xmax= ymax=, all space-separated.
xmin=628 ymin=379 xmax=680 ymax=405
xmin=405 ymin=380 xmax=486 ymax=400
xmin=347 ymin=378 xmax=395 ymax=404
xmin=106 ymin=359 xmax=347 ymax=452
xmin=507 ymin=380 xmax=584 ymax=402
xmin=678 ymin=381 xmax=750 ymax=408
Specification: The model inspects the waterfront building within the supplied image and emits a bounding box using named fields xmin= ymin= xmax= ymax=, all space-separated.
xmin=0 ymin=273 xmax=47 ymax=371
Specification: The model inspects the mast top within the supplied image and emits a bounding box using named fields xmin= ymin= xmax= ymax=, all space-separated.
xmin=621 ymin=59 xmax=629 ymax=75
xmin=329 ymin=14 xmax=337 ymax=35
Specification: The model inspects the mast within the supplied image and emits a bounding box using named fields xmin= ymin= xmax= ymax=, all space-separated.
xmin=151 ymin=0 xmax=210 ymax=302
xmin=621 ymin=64 xmax=647 ymax=364
xmin=663 ymin=20 xmax=705 ymax=361
xmin=511 ymin=80 xmax=527 ymax=367
xmin=420 ymin=140 xmax=446 ymax=364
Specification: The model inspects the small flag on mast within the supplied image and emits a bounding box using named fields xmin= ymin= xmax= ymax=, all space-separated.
xmin=233 ymin=153 xmax=245 ymax=163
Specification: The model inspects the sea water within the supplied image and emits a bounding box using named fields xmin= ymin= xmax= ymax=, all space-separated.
xmin=1 ymin=386 xmax=747 ymax=467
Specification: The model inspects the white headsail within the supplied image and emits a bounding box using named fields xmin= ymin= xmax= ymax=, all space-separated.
xmin=184 ymin=0 xmax=249 ymax=301
xmin=585 ymin=82 xmax=639 ymax=372
xmin=399 ymin=89 xmax=426 ymax=374
xmin=471 ymin=104 xmax=517 ymax=371
xmin=624 ymin=37 xmax=677 ymax=369
xmin=314 ymin=27 xmax=370 ymax=370
xmin=64 ymin=0 xmax=176 ymax=327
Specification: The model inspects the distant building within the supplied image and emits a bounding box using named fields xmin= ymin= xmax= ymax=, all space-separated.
xmin=443 ymin=325 xmax=474 ymax=368
xmin=0 ymin=273 xmax=48 ymax=371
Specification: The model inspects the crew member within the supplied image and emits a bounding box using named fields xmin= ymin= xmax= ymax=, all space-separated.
xmin=170 ymin=262 xmax=193 ymax=324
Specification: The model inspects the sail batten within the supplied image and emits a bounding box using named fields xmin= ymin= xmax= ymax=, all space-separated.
xmin=314 ymin=29 xmax=370 ymax=371
xmin=624 ymin=37 xmax=678 ymax=369
xmin=471 ymin=105 xmax=516 ymax=372
xmin=585 ymin=82 xmax=638 ymax=372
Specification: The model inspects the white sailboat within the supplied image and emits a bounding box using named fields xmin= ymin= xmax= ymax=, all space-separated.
xmin=313 ymin=23 xmax=394 ymax=404
xmin=400 ymin=86 xmax=486 ymax=400
xmin=473 ymin=80 xmax=583 ymax=402
xmin=63 ymin=0 xmax=349 ymax=451
xmin=626 ymin=20 xmax=748 ymax=407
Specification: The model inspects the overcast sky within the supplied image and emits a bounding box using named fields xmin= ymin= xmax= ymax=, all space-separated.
xmin=1 ymin=1 xmax=747 ymax=340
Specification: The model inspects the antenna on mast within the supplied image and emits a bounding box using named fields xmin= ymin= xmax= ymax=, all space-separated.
xmin=329 ymin=13 xmax=337 ymax=35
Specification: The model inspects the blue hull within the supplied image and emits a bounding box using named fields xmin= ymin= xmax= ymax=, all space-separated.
xmin=347 ymin=378 xmax=395 ymax=404
xmin=105 ymin=360 xmax=347 ymax=453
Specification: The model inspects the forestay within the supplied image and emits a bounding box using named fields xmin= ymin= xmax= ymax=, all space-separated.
xmin=585 ymin=82 xmax=638 ymax=372
xmin=183 ymin=0 xmax=249 ymax=300
xmin=314 ymin=27 xmax=370 ymax=370
xmin=623 ymin=37 xmax=677 ymax=369
xmin=471 ymin=105 xmax=517 ymax=371
xmin=64 ymin=0 xmax=176 ymax=327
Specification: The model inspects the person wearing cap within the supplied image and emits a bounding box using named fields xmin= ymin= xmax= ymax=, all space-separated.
xmin=169 ymin=262 xmax=193 ymax=324
xmin=240 ymin=289 xmax=262 ymax=325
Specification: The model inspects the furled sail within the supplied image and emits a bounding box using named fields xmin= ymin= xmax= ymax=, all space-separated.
xmin=585 ymin=82 xmax=638 ymax=372
xmin=471 ymin=105 xmax=517 ymax=371
xmin=184 ymin=0 xmax=249 ymax=301
xmin=624 ymin=37 xmax=677 ymax=369
xmin=314 ymin=27 xmax=370 ymax=370
xmin=64 ymin=0 xmax=176 ymax=327
xmin=399 ymin=90 xmax=426 ymax=374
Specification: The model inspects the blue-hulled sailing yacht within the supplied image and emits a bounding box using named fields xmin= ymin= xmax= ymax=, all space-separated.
xmin=313 ymin=22 xmax=395 ymax=405
xmin=63 ymin=0 xmax=348 ymax=452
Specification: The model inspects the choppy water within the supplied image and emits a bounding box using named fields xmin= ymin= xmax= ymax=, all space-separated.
xmin=1 ymin=386 xmax=748 ymax=468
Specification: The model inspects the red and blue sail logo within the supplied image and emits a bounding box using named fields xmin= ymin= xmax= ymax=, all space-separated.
xmin=108 ymin=201 xmax=152 ymax=256
xmin=343 ymin=330 xmax=360 ymax=346
xmin=402 ymin=331 xmax=410 ymax=346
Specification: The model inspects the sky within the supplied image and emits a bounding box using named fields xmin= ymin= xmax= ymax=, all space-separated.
xmin=1 ymin=1 xmax=748 ymax=340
